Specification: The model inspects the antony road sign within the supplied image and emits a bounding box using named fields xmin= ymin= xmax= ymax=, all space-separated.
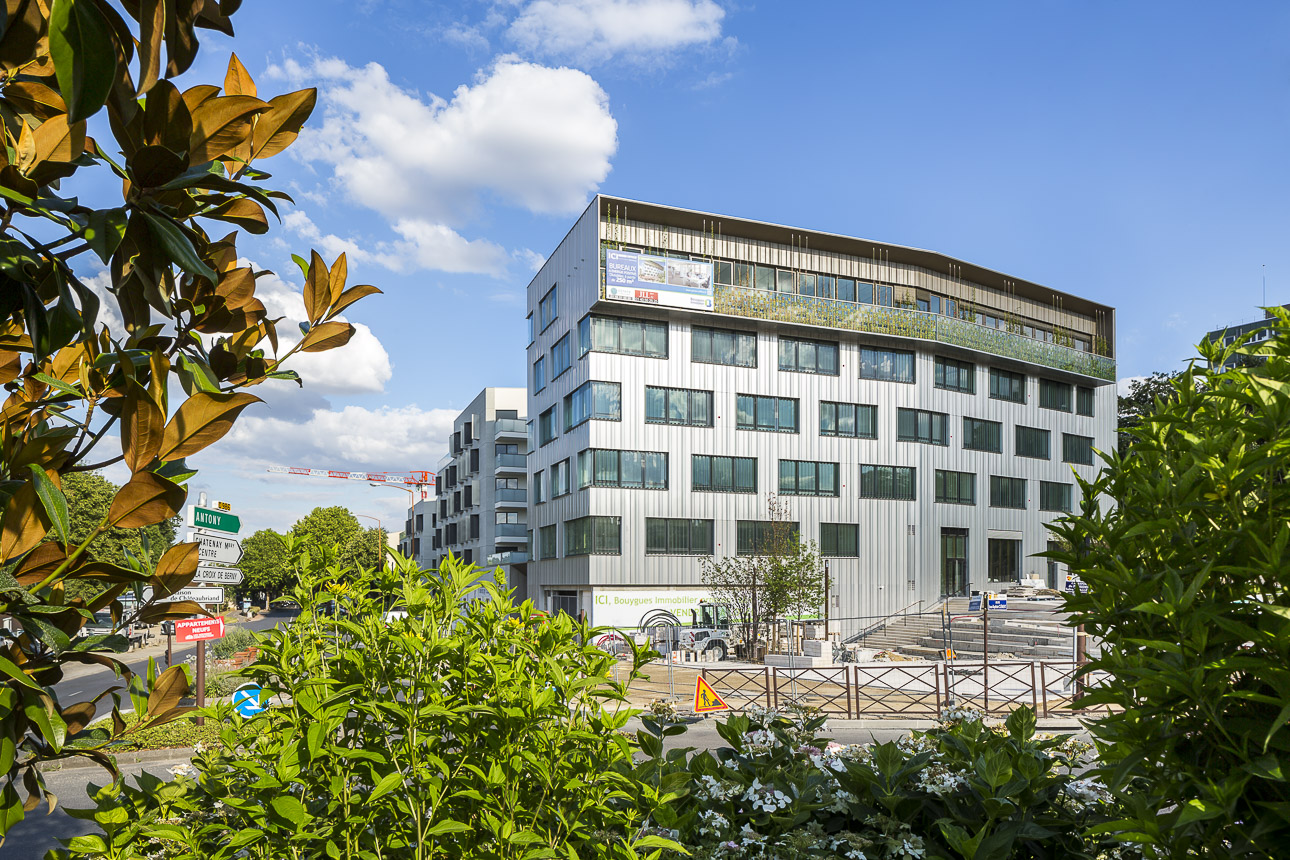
xmin=193 ymin=564 xmax=244 ymax=585
xmin=143 ymin=586 xmax=225 ymax=604
xmin=188 ymin=505 xmax=241 ymax=534
xmin=175 ymin=617 xmax=224 ymax=642
xmin=196 ymin=534 xmax=242 ymax=565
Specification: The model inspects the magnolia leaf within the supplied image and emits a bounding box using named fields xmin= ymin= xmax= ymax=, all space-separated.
xmin=107 ymin=471 xmax=186 ymax=528
xmin=141 ymin=211 xmax=218 ymax=283
xmin=120 ymin=382 xmax=166 ymax=472
xmin=151 ymin=542 xmax=199 ymax=597
xmin=224 ymin=52 xmax=256 ymax=97
xmin=32 ymin=114 xmax=86 ymax=164
xmin=204 ymin=197 xmax=268 ymax=234
xmin=329 ymin=284 xmax=382 ymax=318
xmin=250 ymin=89 xmax=316 ymax=160
xmin=27 ymin=465 xmax=70 ymax=545
xmin=84 ymin=208 xmax=128 ymax=265
xmin=159 ymin=391 xmax=261 ymax=460
xmin=142 ymin=80 xmax=192 ymax=154
xmin=137 ymin=600 xmax=208 ymax=624
xmin=48 ymin=0 xmax=117 ymax=123
xmin=299 ymin=321 xmax=353 ymax=353
xmin=328 ymin=252 xmax=346 ymax=305
xmin=143 ymin=665 xmax=190 ymax=719
xmin=189 ymin=95 xmax=268 ymax=164
xmin=302 ymin=250 xmax=329 ymax=323
xmin=0 ymin=481 xmax=51 ymax=562
xmin=135 ymin=0 xmax=165 ymax=96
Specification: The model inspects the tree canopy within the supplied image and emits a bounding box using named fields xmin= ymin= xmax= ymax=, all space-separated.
xmin=239 ymin=528 xmax=292 ymax=598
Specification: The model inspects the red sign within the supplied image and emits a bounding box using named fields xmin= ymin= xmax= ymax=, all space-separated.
xmin=176 ymin=617 xmax=225 ymax=643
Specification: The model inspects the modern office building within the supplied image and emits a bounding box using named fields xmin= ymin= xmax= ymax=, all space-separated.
xmin=409 ymin=387 xmax=529 ymax=596
xmin=1204 ymin=304 xmax=1288 ymax=370
xmin=525 ymin=196 xmax=1116 ymax=638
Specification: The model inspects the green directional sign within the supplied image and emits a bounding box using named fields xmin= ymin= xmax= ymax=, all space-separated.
xmin=188 ymin=505 xmax=241 ymax=534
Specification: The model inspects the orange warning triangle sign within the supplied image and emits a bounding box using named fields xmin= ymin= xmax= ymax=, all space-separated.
xmin=693 ymin=675 xmax=730 ymax=713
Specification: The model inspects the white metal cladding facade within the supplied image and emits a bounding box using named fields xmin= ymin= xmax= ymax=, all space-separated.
xmin=525 ymin=198 xmax=1116 ymax=636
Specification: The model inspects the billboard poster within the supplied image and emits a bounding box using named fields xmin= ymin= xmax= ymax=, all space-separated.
xmin=591 ymin=587 xmax=709 ymax=629
xmin=604 ymin=249 xmax=714 ymax=311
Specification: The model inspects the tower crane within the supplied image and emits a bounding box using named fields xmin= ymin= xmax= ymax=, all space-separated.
xmin=265 ymin=465 xmax=436 ymax=501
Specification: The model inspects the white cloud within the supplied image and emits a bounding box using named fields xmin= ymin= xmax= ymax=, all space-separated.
xmin=507 ymin=0 xmax=725 ymax=66
xmin=1116 ymin=375 xmax=1146 ymax=397
xmin=513 ymin=247 xmax=547 ymax=272
xmin=275 ymin=53 xmax=617 ymax=226
xmin=283 ymin=210 xmax=510 ymax=276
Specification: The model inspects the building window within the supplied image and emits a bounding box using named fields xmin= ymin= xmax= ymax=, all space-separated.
xmin=496 ymin=477 xmax=519 ymax=490
xmin=859 ymin=347 xmax=915 ymax=383
xmin=778 ymin=460 xmax=839 ymax=497
xmin=736 ymin=395 xmax=799 ymax=433
xmin=582 ymin=314 xmax=668 ymax=358
xmin=989 ymin=368 xmax=1025 ymax=403
xmin=693 ymin=454 xmax=756 ymax=493
xmin=820 ymin=401 xmax=878 ymax=438
xmin=539 ymin=525 xmax=557 ymax=559
xmin=778 ymin=336 xmax=839 ymax=375
xmin=576 ymin=449 xmax=667 ymax=490
xmin=897 ymin=408 xmax=948 ymax=446
xmin=551 ymin=333 xmax=570 ymax=379
xmin=549 ymin=459 xmax=570 ymax=498
xmin=934 ymin=470 xmax=976 ymax=505
xmin=963 ymin=417 xmax=1002 ymax=453
xmin=527 ymin=314 xmax=534 ymax=345
xmin=1016 ymin=426 xmax=1050 ymax=459
xmin=990 ymin=476 xmax=1026 ymax=509
xmin=645 ymin=518 xmax=714 ymax=555
xmin=934 ymin=357 xmax=975 ymax=393
xmin=1040 ymin=481 xmax=1073 ymax=512
xmin=565 ymin=516 xmax=620 ymax=556
xmin=859 ymin=465 xmax=916 ymax=500
xmin=533 ymin=470 xmax=544 ymax=504
xmin=564 ymin=381 xmax=621 ymax=430
xmin=497 ymin=444 xmax=518 ymax=456
xmin=692 ymin=325 xmax=756 ymax=367
xmin=532 ymin=356 xmax=546 ymax=394
xmin=736 ymin=520 xmax=799 ymax=555
xmin=1076 ymin=386 xmax=1095 ymax=417
xmin=539 ymin=285 xmax=558 ymax=331
xmin=1062 ymin=433 xmax=1094 ymax=466
xmin=820 ymin=523 xmax=859 ymax=557
xmin=496 ymin=511 xmax=520 ymax=524
xmin=645 ymin=386 xmax=713 ymax=427
xmin=988 ymin=538 xmax=1022 ymax=584
xmin=538 ymin=406 xmax=558 ymax=446
xmin=1039 ymin=379 xmax=1073 ymax=412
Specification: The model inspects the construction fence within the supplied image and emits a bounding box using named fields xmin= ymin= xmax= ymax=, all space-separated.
xmin=622 ymin=660 xmax=1107 ymax=719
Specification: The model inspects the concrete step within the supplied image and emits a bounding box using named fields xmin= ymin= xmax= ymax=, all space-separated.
xmin=922 ymin=631 xmax=1070 ymax=649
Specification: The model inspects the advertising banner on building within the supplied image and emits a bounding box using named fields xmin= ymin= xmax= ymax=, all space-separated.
xmin=604 ymin=249 xmax=714 ymax=311
xmin=591 ymin=587 xmax=709 ymax=629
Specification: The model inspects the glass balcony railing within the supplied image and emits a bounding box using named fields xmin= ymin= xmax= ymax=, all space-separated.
xmin=486 ymin=551 xmax=529 ymax=566
xmin=597 ymin=277 xmax=1115 ymax=381
xmin=494 ymin=487 xmax=527 ymax=504
xmin=494 ymin=453 xmax=527 ymax=471
xmin=494 ymin=523 xmax=528 ymax=538
xmin=494 ymin=418 xmax=527 ymax=436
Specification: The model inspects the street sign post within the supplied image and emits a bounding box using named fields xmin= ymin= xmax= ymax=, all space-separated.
xmin=143 ymin=586 xmax=225 ymax=604
xmin=196 ymin=534 xmax=243 ymax=565
xmin=193 ymin=565 xmax=244 ymax=586
xmin=187 ymin=505 xmax=241 ymax=534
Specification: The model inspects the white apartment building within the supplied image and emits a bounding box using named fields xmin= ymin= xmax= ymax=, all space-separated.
xmin=525 ymin=197 xmax=1116 ymax=637
xmin=406 ymin=388 xmax=529 ymax=596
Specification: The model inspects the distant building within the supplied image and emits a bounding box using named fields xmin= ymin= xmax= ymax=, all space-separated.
xmin=523 ymin=196 xmax=1116 ymax=637
xmin=412 ymin=388 xmax=529 ymax=597
xmin=1204 ymin=305 xmax=1289 ymax=370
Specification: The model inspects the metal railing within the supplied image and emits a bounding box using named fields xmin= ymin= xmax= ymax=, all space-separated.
xmin=846 ymin=599 xmax=928 ymax=645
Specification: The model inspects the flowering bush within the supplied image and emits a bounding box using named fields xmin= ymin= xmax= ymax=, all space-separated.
xmin=641 ymin=704 xmax=1128 ymax=859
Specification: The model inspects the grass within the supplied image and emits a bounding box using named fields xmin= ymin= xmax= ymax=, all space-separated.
xmin=93 ymin=711 xmax=223 ymax=752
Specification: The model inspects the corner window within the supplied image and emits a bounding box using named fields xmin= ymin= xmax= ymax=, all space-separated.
xmin=586 ymin=315 xmax=667 ymax=358
xmin=564 ymin=381 xmax=621 ymax=430
xmin=576 ymin=449 xmax=667 ymax=490
xmin=565 ymin=516 xmax=620 ymax=556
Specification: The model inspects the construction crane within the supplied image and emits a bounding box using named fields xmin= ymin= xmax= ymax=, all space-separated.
xmin=266 ymin=465 xmax=436 ymax=501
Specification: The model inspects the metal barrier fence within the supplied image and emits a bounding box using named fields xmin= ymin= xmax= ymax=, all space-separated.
xmin=648 ymin=661 xmax=1107 ymax=718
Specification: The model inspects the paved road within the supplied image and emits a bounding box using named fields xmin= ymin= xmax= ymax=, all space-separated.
xmin=52 ymin=610 xmax=294 ymax=707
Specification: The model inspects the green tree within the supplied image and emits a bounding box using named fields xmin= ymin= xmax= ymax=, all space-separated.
xmin=1117 ymin=371 xmax=1182 ymax=453
xmin=62 ymin=471 xmax=176 ymax=602
xmin=291 ymin=505 xmax=362 ymax=552
xmin=1053 ymin=313 xmax=1290 ymax=857
xmin=0 ymin=1 xmax=378 ymax=836
xmin=238 ymin=528 xmax=292 ymax=601
xmin=340 ymin=525 xmax=389 ymax=571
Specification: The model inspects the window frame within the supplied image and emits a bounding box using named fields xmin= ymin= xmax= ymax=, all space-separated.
xmin=645 ymin=386 xmax=714 ymax=428
xmin=1039 ymin=379 xmax=1074 ymax=412
xmin=564 ymin=380 xmax=622 ymax=430
xmin=778 ymin=459 xmax=840 ymax=497
xmin=691 ymin=325 xmax=756 ymax=367
xmin=933 ymin=356 xmax=976 ymax=394
xmin=897 ymin=408 xmax=949 ymax=446
xmin=644 ymin=518 xmax=715 ymax=555
xmin=1062 ymin=433 xmax=1095 ymax=466
xmin=564 ymin=515 xmax=621 ymax=556
xmin=820 ymin=401 xmax=878 ymax=438
xmin=1039 ymin=480 xmax=1073 ymax=512
xmin=820 ymin=523 xmax=859 ymax=557
xmin=962 ymin=417 xmax=1003 ymax=453
xmin=989 ymin=475 xmax=1027 ymax=509
xmin=550 ymin=333 xmax=571 ymax=379
xmin=858 ymin=465 xmax=917 ymax=501
xmin=778 ymin=336 xmax=840 ymax=376
xmin=736 ymin=394 xmax=800 ymax=433
xmin=692 ymin=454 xmax=757 ymax=494
xmin=1076 ymin=386 xmax=1095 ymax=417
xmin=1015 ymin=425 xmax=1051 ymax=460
xmin=934 ymin=469 xmax=976 ymax=505
xmin=539 ymin=285 xmax=558 ymax=332
xmin=988 ymin=368 xmax=1026 ymax=403
xmin=859 ymin=347 xmax=916 ymax=383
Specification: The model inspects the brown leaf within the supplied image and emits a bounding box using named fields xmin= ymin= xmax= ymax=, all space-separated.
xmin=120 ymin=382 xmax=166 ymax=472
xmin=0 ymin=482 xmax=51 ymax=563
xmin=60 ymin=701 xmax=97 ymax=735
xmin=0 ymin=349 xmax=21 ymax=385
xmin=224 ymin=52 xmax=255 ymax=97
xmin=299 ymin=321 xmax=355 ymax=353
xmin=137 ymin=600 xmax=208 ymax=624
xmin=215 ymin=266 xmax=255 ymax=308
xmin=136 ymin=0 xmax=166 ymax=96
xmin=131 ymin=144 xmax=187 ymax=188
xmin=158 ymin=391 xmax=261 ymax=460
xmin=204 ymin=197 xmax=267 ymax=234
xmin=4 ymin=81 xmax=67 ymax=121
xmin=329 ymin=284 xmax=382 ymax=318
xmin=302 ymin=250 xmax=329 ymax=324
xmin=15 ymin=118 xmax=36 ymax=173
xmin=151 ymin=542 xmax=199 ymax=597
xmin=189 ymin=94 xmax=268 ymax=164
xmin=145 ymin=665 xmax=191 ymax=720
xmin=32 ymin=115 xmax=86 ymax=165
xmin=86 ymin=583 xmax=129 ymax=613
xmin=107 ymin=471 xmax=186 ymax=529
xmin=14 ymin=543 xmax=67 ymax=586
xmin=180 ymin=83 xmax=221 ymax=115
xmin=328 ymin=252 xmax=347 ymax=306
xmin=143 ymin=80 xmax=193 ymax=154
xmin=250 ymin=88 xmax=316 ymax=160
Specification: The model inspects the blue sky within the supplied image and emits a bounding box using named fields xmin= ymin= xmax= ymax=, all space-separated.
xmin=131 ymin=1 xmax=1289 ymax=534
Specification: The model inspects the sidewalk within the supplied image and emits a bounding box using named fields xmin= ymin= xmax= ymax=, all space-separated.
xmin=56 ymin=612 xmax=263 ymax=683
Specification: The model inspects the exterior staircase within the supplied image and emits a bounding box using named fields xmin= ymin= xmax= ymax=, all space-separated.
xmin=844 ymin=598 xmax=1081 ymax=662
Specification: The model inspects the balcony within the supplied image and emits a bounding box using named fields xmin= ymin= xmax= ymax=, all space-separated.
xmin=495 ymin=487 xmax=527 ymax=508
xmin=494 ymin=453 xmax=527 ymax=474
xmin=494 ymin=418 xmax=527 ymax=440
xmin=486 ymin=551 xmax=529 ymax=566
xmin=494 ymin=523 xmax=528 ymax=542
xmin=598 ymin=277 xmax=1115 ymax=382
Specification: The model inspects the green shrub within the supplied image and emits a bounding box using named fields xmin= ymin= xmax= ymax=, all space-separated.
xmin=639 ymin=704 xmax=1120 ymax=859
xmin=1052 ymin=311 xmax=1290 ymax=857
xmin=210 ymin=627 xmax=261 ymax=660
xmin=58 ymin=548 xmax=675 ymax=859
xmin=203 ymin=672 xmax=246 ymax=699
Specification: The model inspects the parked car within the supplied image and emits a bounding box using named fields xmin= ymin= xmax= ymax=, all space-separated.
xmin=78 ymin=611 xmax=146 ymax=650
